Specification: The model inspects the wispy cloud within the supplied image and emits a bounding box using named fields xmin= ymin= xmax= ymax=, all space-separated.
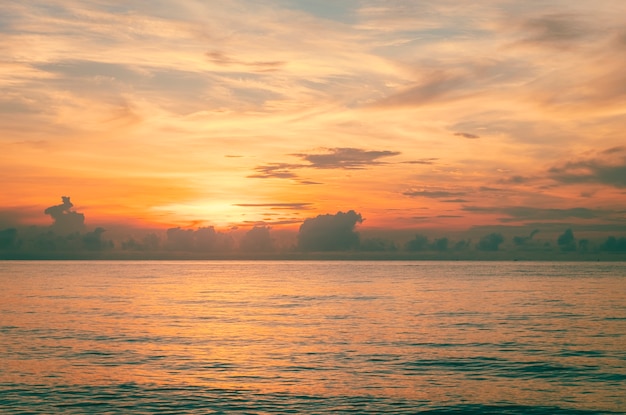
xmin=403 ymin=189 xmax=467 ymax=198
xmin=233 ymin=203 xmax=313 ymax=210
xmin=549 ymin=147 xmax=626 ymax=188
xmin=249 ymin=147 xmax=400 ymax=180
xmin=463 ymin=205 xmax=615 ymax=223
xmin=293 ymin=148 xmax=400 ymax=169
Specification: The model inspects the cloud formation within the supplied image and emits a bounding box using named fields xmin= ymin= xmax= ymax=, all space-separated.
xmin=463 ymin=205 xmax=613 ymax=223
xmin=298 ymin=210 xmax=362 ymax=251
xmin=166 ymin=227 xmax=233 ymax=252
xmin=206 ymin=51 xmax=286 ymax=72
xmin=239 ymin=226 xmax=274 ymax=252
xmin=549 ymin=148 xmax=626 ymax=188
xmin=454 ymin=132 xmax=480 ymax=139
xmin=516 ymin=13 xmax=590 ymax=47
xmin=44 ymin=196 xmax=85 ymax=234
xmin=250 ymin=147 xmax=400 ymax=180
xmin=292 ymin=148 xmax=401 ymax=169
xmin=404 ymin=189 xmax=467 ymax=198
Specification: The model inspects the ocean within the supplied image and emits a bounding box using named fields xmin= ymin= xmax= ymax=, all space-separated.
xmin=1 ymin=260 xmax=625 ymax=414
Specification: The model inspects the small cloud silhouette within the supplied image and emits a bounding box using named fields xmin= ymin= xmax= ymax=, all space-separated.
xmin=402 ymin=158 xmax=439 ymax=165
xmin=292 ymin=147 xmax=400 ymax=170
xmin=250 ymin=147 xmax=400 ymax=180
xmin=404 ymin=189 xmax=467 ymax=198
xmin=248 ymin=163 xmax=300 ymax=179
xmin=44 ymin=196 xmax=85 ymax=234
xmin=454 ymin=132 xmax=480 ymax=139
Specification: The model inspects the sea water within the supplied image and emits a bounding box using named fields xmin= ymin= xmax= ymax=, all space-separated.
xmin=1 ymin=260 xmax=625 ymax=414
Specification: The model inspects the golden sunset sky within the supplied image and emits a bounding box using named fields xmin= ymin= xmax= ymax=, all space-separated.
xmin=2 ymin=1 xmax=625 ymax=235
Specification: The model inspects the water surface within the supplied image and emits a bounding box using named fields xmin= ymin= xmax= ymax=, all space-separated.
xmin=1 ymin=261 xmax=625 ymax=413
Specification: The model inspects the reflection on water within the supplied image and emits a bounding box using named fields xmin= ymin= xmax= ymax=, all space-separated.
xmin=1 ymin=261 xmax=625 ymax=414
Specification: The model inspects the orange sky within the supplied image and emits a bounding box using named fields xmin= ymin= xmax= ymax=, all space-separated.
xmin=1 ymin=1 xmax=625 ymax=234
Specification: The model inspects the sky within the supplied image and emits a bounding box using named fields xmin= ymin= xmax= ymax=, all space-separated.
xmin=2 ymin=0 xmax=626 ymax=239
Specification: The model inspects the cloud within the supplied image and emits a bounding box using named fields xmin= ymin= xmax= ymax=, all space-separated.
xmin=249 ymin=147 xmax=400 ymax=180
xmin=477 ymin=233 xmax=504 ymax=251
xmin=0 ymin=206 xmax=45 ymax=228
xmin=463 ymin=205 xmax=609 ymax=222
xmin=0 ymin=228 xmax=18 ymax=250
xmin=292 ymin=147 xmax=400 ymax=169
xmin=549 ymin=148 xmax=626 ymax=188
xmin=239 ymin=226 xmax=274 ymax=252
xmin=516 ymin=13 xmax=590 ymax=47
xmin=298 ymin=210 xmax=362 ymax=251
xmin=403 ymin=189 xmax=467 ymax=198
xmin=601 ymin=146 xmax=625 ymax=155
xmin=242 ymin=219 xmax=302 ymax=226
xmin=402 ymin=158 xmax=438 ymax=165
xmin=499 ymin=175 xmax=533 ymax=184
xmin=442 ymin=199 xmax=470 ymax=203
xmin=373 ymin=71 xmax=468 ymax=107
xmin=234 ymin=203 xmax=313 ymax=210
xmin=44 ymin=196 xmax=85 ymax=234
xmin=166 ymin=227 xmax=234 ymax=252
xmin=479 ymin=186 xmax=505 ymax=192
xmin=454 ymin=132 xmax=479 ymax=139
xmin=248 ymin=163 xmax=300 ymax=179
xmin=206 ymin=51 xmax=286 ymax=72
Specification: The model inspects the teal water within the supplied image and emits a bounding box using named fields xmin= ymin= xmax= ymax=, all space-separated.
xmin=1 ymin=261 xmax=625 ymax=414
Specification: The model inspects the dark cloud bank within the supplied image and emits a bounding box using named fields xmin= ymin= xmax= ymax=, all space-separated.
xmin=1 ymin=197 xmax=626 ymax=260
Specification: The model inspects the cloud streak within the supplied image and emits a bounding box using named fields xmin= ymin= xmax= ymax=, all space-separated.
xmin=249 ymin=147 xmax=400 ymax=180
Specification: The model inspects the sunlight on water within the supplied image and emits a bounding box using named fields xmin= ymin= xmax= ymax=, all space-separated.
xmin=1 ymin=261 xmax=625 ymax=414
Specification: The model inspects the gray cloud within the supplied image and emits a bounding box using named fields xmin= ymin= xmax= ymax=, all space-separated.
xmin=404 ymin=189 xmax=467 ymax=198
xmin=463 ymin=205 xmax=607 ymax=222
xmin=292 ymin=147 xmax=400 ymax=169
xmin=44 ymin=196 xmax=85 ymax=234
xmin=239 ymin=226 xmax=274 ymax=252
xmin=166 ymin=226 xmax=233 ymax=252
xmin=479 ymin=186 xmax=505 ymax=192
xmin=298 ymin=210 xmax=362 ymax=251
xmin=499 ymin=175 xmax=533 ymax=184
xmin=206 ymin=51 xmax=285 ymax=72
xmin=442 ymin=199 xmax=470 ymax=203
xmin=549 ymin=149 xmax=626 ymax=188
xmin=518 ymin=13 xmax=590 ymax=47
xmin=601 ymin=146 xmax=626 ymax=155
xmin=242 ymin=219 xmax=303 ymax=226
xmin=250 ymin=147 xmax=400 ymax=180
xmin=454 ymin=132 xmax=479 ymax=139
xmin=248 ymin=163 xmax=300 ymax=179
xmin=402 ymin=158 xmax=439 ymax=165
xmin=373 ymin=71 xmax=468 ymax=107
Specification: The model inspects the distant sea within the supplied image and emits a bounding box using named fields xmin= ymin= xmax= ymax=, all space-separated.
xmin=1 ymin=261 xmax=625 ymax=414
